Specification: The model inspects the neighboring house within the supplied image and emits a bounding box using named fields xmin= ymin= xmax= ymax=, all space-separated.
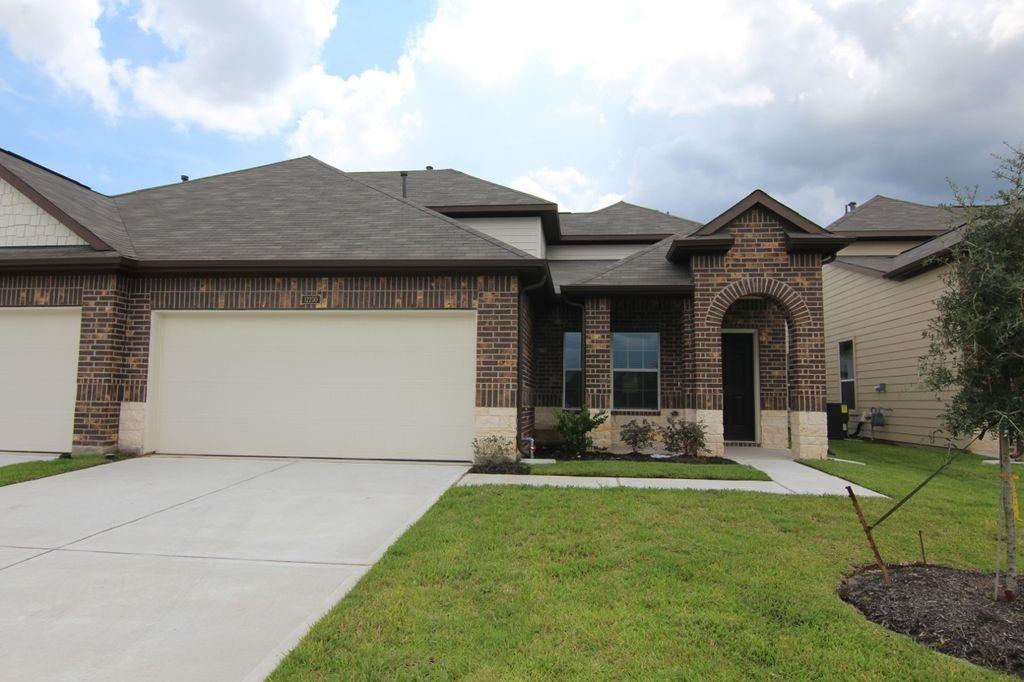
xmin=823 ymin=196 xmax=995 ymax=454
xmin=0 ymin=148 xmax=848 ymax=461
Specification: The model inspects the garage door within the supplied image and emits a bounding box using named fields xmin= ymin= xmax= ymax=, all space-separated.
xmin=0 ymin=307 xmax=81 ymax=453
xmin=147 ymin=310 xmax=478 ymax=460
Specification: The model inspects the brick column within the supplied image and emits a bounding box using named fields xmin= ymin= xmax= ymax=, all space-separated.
xmin=583 ymin=297 xmax=612 ymax=449
xmin=72 ymin=274 xmax=127 ymax=455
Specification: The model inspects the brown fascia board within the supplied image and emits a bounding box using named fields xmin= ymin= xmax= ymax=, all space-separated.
xmin=785 ymin=234 xmax=853 ymax=255
xmin=0 ymin=164 xmax=113 ymax=251
xmin=553 ymin=233 xmax=671 ymax=245
xmin=694 ymin=189 xmax=828 ymax=237
xmin=560 ymin=283 xmax=694 ymax=295
xmin=665 ymin=236 xmax=733 ymax=262
xmin=0 ymin=256 xmax=548 ymax=276
xmin=829 ymin=229 xmax=949 ymax=239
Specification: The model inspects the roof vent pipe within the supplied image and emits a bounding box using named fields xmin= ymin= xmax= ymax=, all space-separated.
xmin=400 ymin=171 xmax=408 ymax=198
xmin=425 ymin=165 xmax=434 ymax=170
xmin=845 ymin=201 xmax=857 ymax=214
xmin=180 ymin=175 xmax=189 ymax=183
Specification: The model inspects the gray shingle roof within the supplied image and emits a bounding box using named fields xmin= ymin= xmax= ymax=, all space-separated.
xmin=833 ymin=226 xmax=965 ymax=280
xmin=0 ymin=153 xmax=537 ymax=264
xmin=0 ymin=149 xmax=135 ymax=255
xmin=827 ymin=195 xmax=965 ymax=236
xmin=559 ymin=201 xmax=702 ymax=237
xmin=561 ymin=235 xmax=694 ymax=292
xmin=348 ymin=169 xmax=554 ymax=209
xmin=113 ymin=157 xmax=534 ymax=262
xmin=547 ymin=259 xmax=619 ymax=293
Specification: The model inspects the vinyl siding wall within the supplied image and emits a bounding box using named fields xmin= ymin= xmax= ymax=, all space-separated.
xmin=545 ymin=244 xmax=645 ymax=260
xmin=459 ymin=216 xmax=545 ymax=257
xmin=823 ymin=262 xmax=995 ymax=453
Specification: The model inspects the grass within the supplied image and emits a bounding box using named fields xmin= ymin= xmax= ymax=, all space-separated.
xmin=0 ymin=455 xmax=110 ymax=488
xmin=272 ymin=440 xmax=1012 ymax=680
xmin=529 ymin=459 xmax=770 ymax=480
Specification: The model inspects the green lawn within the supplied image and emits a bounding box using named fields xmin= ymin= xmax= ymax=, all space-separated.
xmin=0 ymin=455 xmax=110 ymax=488
xmin=273 ymin=441 xmax=1012 ymax=680
xmin=529 ymin=459 xmax=770 ymax=480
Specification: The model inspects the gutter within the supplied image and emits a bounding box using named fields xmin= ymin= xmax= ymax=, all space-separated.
xmin=516 ymin=267 xmax=549 ymax=458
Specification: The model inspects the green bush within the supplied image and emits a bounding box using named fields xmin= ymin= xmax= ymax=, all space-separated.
xmin=619 ymin=419 xmax=656 ymax=454
xmin=659 ymin=413 xmax=707 ymax=456
xmin=554 ymin=407 xmax=609 ymax=457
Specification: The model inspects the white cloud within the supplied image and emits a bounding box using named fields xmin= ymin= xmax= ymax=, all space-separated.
xmin=0 ymin=0 xmax=122 ymax=115
xmin=286 ymin=60 xmax=421 ymax=167
xmin=510 ymin=167 xmax=622 ymax=212
xmin=128 ymin=0 xmax=339 ymax=135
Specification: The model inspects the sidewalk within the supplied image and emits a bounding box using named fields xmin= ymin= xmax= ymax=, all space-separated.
xmin=458 ymin=447 xmax=885 ymax=498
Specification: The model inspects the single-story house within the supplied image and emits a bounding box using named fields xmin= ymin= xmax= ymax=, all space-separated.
xmin=0 ymin=148 xmax=848 ymax=461
xmin=823 ymin=196 xmax=995 ymax=454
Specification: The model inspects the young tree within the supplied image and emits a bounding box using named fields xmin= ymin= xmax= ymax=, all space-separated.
xmin=921 ymin=145 xmax=1024 ymax=600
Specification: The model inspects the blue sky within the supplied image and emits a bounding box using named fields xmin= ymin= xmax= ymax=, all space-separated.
xmin=1 ymin=1 xmax=1022 ymax=224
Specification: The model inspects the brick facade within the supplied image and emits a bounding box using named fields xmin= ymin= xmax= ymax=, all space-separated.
xmin=0 ymin=272 xmax=523 ymax=454
xmin=690 ymin=207 xmax=826 ymax=414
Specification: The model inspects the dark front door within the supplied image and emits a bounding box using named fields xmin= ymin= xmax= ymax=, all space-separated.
xmin=722 ymin=333 xmax=756 ymax=442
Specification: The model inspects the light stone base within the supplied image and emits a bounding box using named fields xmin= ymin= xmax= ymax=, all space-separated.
xmin=591 ymin=418 xmax=613 ymax=451
xmin=790 ymin=410 xmax=827 ymax=459
xmin=695 ymin=409 xmax=724 ymax=457
xmin=118 ymin=401 xmax=147 ymax=455
xmin=473 ymin=407 xmax=518 ymax=443
xmin=759 ymin=410 xmax=789 ymax=450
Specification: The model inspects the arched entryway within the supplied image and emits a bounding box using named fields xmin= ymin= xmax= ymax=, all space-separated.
xmin=693 ymin=277 xmax=827 ymax=458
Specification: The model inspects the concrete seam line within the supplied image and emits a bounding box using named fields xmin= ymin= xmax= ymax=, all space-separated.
xmin=56 ymin=460 xmax=298 ymax=551
xmin=48 ymin=547 xmax=375 ymax=567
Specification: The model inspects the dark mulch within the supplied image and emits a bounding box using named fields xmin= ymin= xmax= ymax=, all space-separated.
xmin=533 ymin=442 xmax=736 ymax=464
xmin=469 ymin=462 xmax=531 ymax=475
xmin=840 ymin=564 xmax=1024 ymax=677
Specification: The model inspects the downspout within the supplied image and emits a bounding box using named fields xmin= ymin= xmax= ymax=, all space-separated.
xmin=516 ymin=268 xmax=549 ymax=458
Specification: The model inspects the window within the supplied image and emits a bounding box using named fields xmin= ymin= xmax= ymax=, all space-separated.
xmin=839 ymin=340 xmax=856 ymax=409
xmin=563 ymin=332 xmax=582 ymax=408
xmin=613 ymin=332 xmax=659 ymax=410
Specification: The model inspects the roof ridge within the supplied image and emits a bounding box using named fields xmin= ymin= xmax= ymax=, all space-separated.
xmin=450 ymin=169 xmax=555 ymax=206
xmin=111 ymin=156 xmax=311 ymax=198
xmin=0 ymin=147 xmax=93 ymax=190
xmin=308 ymin=157 xmax=535 ymax=260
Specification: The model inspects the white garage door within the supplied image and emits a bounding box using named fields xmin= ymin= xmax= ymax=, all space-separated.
xmin=147 ymin=310 xmax=478 ymax=460
xmin=0 ymin=307 xmax=81 ymax=453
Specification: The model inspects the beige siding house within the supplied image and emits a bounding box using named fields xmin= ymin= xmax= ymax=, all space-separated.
xmin=823 ymin=196 xmax=996 ymax=454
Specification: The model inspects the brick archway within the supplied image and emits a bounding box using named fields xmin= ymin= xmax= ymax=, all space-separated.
xmin=692 ymin=276 xmax=825 ymax=416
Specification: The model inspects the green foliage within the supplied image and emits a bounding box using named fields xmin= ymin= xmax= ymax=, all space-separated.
xmin=659 ymin=412 xmax=708 ymax=456
xmin=921 ymin=145 xmax=1024 ymax=443
xmin=554 ymin=407 xmax=608 ymax=456
xmin=618 ymin=419 xmax=655 ymax=454
xmin=471 ymin=435 xmax=517 ymax=466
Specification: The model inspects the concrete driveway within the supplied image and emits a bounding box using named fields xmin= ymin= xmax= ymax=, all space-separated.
xmin=0 ymin=456 xmax=467 ymax=681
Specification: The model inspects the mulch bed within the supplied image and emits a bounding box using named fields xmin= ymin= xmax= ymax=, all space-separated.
xmin=468 ymin=462 xmax=531 ymax=475
xmin=840 ymin=564 xmax=1024 ymax=677
xmin=534 ymin=443 xmax=737 ymax=465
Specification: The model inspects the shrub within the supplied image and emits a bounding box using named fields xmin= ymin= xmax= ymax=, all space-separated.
xmin=555 ymin=407 xmax=609 ymax=457
xmin=659 ymin=413 xmax=708 ymax=456
xmin=619 ymin=419 xmax=656 ymax=454
xmin=471 ymin=435 xmax=517 ymax=467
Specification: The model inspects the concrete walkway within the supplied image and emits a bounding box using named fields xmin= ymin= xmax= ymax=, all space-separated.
xmin=459 ymin=447 xmax=885 ymax=498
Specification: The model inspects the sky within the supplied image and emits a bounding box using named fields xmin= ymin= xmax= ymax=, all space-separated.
xmin=0 ymin=0 xmax=1022 ymax=226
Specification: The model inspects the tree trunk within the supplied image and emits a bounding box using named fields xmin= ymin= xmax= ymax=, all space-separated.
xmin=1000 ymin=430 xmax=1018 ymax=600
